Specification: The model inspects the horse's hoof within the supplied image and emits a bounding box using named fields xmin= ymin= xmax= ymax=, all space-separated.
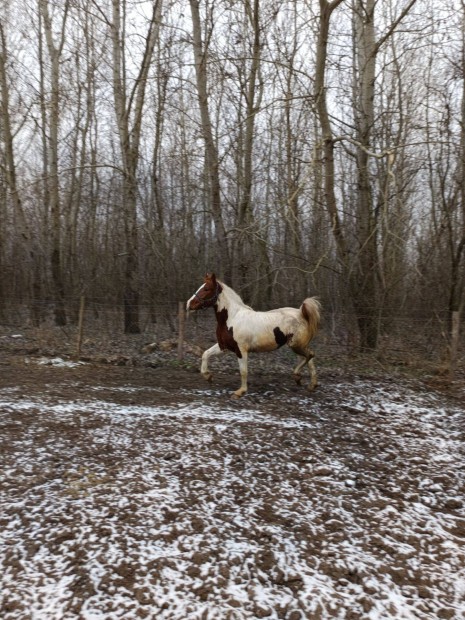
xmin=202 ymin=372 xmax=213 ymax=382
xmin=232 ymin=390 xmax=246 ymax=398
xmin=294 ymin=374 xmax=302 ymax=385
xmin=307 ymin=382 xmax=318 ymax=392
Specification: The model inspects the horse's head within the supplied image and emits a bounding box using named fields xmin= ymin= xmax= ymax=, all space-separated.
xmin=187 ymin=273 xmax=221 ymax=312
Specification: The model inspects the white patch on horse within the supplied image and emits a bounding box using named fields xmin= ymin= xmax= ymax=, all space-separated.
xmin=186 ymin=284 xmax=205 ymax=311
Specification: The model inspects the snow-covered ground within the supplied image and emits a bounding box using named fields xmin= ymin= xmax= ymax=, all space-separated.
xmin=0 ymin=363 xmax=464 ymax=619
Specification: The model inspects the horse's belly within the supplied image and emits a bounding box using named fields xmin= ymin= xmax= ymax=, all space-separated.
xmin=249 ymin=341 xmax=279 ymax=353
xmin=245 ymin=330 xmax=283 ymax=352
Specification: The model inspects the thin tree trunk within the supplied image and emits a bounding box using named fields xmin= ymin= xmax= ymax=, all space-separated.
xmin=40 ymin=0 xmax=69 ymax=326
xmin=234 ymin=0 xmax=271 ymax=302
xmin=0 ymin=22 xmax=35 ymax=320
xmin=352 ymin=0 xmax=379 ymax=349
xmin=189 ymin=0 xmax=231 ymax=282
xmin=314 ymin=0 xmax=350 ymax=267
xmin=110 ymin=0 xmax=163 ymax=333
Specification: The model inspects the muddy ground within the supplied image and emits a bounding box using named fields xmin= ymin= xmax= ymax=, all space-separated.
xmin=0 ymin=327 xmax=464 ymax=619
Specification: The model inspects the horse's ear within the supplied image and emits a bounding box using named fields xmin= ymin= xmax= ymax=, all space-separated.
xmin=205 ymin=272 xmax=216 ymax=284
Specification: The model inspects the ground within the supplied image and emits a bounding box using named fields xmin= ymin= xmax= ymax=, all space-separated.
xmin=0 ymin=327 xmax=464 ymax=620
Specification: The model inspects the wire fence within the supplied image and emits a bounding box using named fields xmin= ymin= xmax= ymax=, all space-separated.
xmin=0 ymin=296 xmax=462 ymax=370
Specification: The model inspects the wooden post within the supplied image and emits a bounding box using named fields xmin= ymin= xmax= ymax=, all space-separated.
xmin=449 ymin=310 xmax=460 ymax=380
xmin=178 ymin=301 xmax=186 ymax=361
xmin=76 ymin=295 xmax=86 ymax=360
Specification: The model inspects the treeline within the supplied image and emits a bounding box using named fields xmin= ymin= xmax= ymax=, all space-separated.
xmin=0 ymin=0 xmax=463 ymax=350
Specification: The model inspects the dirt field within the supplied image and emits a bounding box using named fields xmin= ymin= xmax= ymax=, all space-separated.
xmin=0 ymin=327 xmax=464 ymax=620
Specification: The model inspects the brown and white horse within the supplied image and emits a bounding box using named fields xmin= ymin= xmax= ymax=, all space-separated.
xmin=187 ymin=273 xmax=321 ymax=398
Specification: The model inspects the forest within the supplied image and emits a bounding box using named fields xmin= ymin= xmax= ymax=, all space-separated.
xmin=0 ymin=0 xmax=464 ymax=358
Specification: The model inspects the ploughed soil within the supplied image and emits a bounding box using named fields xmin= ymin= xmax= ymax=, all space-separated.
xmin=0 ymin=326 xmax=464 ymax=620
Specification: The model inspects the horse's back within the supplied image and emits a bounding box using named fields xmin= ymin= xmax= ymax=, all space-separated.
xmin=230 ymin=303 xmax=317 ymax=353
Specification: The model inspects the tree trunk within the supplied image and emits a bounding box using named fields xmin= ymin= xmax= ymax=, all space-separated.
xmin=315 ymin=0 xmax=417 ymax=350
xmin=314 ymin=0 xmax=351 ymax=276
xmin=189 ymin=0 xmax=232 ymax=282
xmin=352 ymin=0 xmax=379 ymax=349
xmin=0 ymin=23 xmax=33 ymax=318
xmin=40 ymin=0 xmax=69 ymax=326
xmin=110 ymin=0 xmax=163 ymax=333
xmin=231 ymin=0 xmax=272 ymax=301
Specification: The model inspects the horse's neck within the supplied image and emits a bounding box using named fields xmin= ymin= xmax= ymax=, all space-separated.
xmin=217 ymin=282 xmax=248 ymax=318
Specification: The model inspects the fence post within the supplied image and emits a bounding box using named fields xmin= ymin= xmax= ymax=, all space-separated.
xmin=76 ymin=295 xmax=86 ymax=360
xmin=178 ymin=301 xmax=186 ymax=361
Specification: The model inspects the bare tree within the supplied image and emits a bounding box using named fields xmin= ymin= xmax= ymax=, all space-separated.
xmin=189 ymin=0 xmax=232 ymax=283
xmin=421 ymin=0 xmax=465 ymax=354
xmin=314 ymin=0 xmax=350 ymax=273
xmin=107 ymin=0 xmax=163 ymax=332
xmin=39 ymin=0 xmax=70 ymax=326
xmin=0 ymin=23 xmax=34 ymax=319
xmin=351 ymin=0 xmax=418 ymax=348
xmin=314 ymin=0 xmax=419 ymax=349
xmin=450 ymin=0 xmax=465 ymax=325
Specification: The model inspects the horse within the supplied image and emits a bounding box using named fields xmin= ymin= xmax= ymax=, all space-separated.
xmin=186 ymin=273 xmax=321 ymax=398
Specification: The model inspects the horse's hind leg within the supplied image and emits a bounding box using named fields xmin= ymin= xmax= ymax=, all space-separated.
xmin=307 ymin=356 xmax=318 ymax=391
xmin=293 ymin=354 xmax=308 ymax=385
xmin=291 ymin=346 xmax=317 ymax=391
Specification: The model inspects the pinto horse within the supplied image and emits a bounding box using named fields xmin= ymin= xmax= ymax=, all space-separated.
xmin=187 ymin=273 xmax=321 ymax=397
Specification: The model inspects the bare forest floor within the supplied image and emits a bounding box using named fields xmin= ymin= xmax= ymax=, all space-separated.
xmin=0 ymin=321 xmax=464 ymax=620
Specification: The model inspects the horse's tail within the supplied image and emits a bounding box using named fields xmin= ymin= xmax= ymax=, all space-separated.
xmin=300 ymin=297 xmax=321 ymax=336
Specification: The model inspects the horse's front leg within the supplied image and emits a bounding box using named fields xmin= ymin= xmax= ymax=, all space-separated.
xmin=201 ymin=343 xmax=222 ymax=382
xmin=232 ymin=350 xmax=248 ymax=398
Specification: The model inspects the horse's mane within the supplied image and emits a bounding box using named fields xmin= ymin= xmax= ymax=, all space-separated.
xmin=218 ymin=280 xmax=252 ymax=310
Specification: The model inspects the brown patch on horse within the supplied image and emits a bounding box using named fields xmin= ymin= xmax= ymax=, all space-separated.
xmin=215 ymin=308 xmax=242 ymax=357
xmin=189 ymin=275 xmax=222 ymax=310
xmin=273 ymin=327 xmax=293 ymax=348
